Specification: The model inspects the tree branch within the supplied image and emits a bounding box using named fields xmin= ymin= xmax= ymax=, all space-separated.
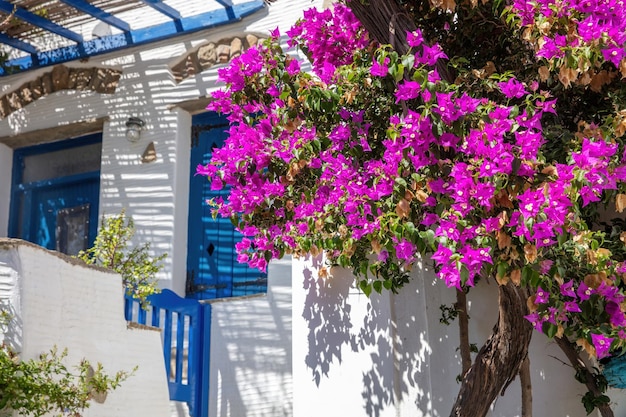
xmin=554 ymin=337 xmax=614 ymax=417
xmin=455 ymin=289 xmax=472 ymax=375
xmin=519 ymin=356 xmax=532 ymax=417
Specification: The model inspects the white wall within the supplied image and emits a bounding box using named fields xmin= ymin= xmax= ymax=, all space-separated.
xmin=0 ymin=143 xmax=11 ymax=237
xmin=205 ymin=257 xmax=293 ymax=417
xmin=0 ymin=238 xmax=170 ymax=417
xmin=292 ymin=255 xmax=626 ymax=417
xmin=0 ymin=0 xmax=324 ymax=294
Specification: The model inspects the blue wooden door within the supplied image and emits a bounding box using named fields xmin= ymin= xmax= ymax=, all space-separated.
xmin=186 ymin=112 xmax=267 ymax=299
xmin=9 ymin=135 xmax=101 ymax=255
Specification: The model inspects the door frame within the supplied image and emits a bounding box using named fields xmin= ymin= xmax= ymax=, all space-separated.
xmin=186 ymin=111 xmax=267 ymax=299
xmin=8 ymin=133 xmax=102 ymax=251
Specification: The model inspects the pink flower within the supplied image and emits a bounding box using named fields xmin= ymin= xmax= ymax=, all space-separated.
xmin=395 ymin=81 xmax=421 ymax=102
xmin=498 ymin=78 xmax=527 ymax=99
xmin=602 ymin=45 xmax=626 ymax=67
xmin=591 ymin=333 xmax=613 ymax=359
xmin=606 ymin=301 xmax=626 ymax=327
xmin=535 ymin=286 xmax=549 ymax=304
xmin=577 ymin=282 xmax=594 ymax=301
xmin=286 ymin=58 xmax=301 ymax=76
xmin=418 ymin=44 xmax=447 ymax=66
xmin=560 ymin=280 xmax=576 ymax=298
xmin=406 ymin=29 xmax=423 ymax=47
xmin=371 ymin=57 xmax=389 ymax=77
xmin=564 ymin=301 xmax=581 ymax=313
xmin=396 ymin=239 xmax=416 ymax=262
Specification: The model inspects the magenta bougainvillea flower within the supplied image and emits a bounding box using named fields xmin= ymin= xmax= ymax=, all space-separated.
xmin=196 ymin=3 xmax=626 ymax=362
xmin=591 ymin=333 xmax=614 ymax=359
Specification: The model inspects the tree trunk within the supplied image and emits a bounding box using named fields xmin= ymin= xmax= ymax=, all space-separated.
xmin=348 ymin=2 xmax=532 ymax=415
xmin=449 ymin=282 xmax=533 ymax=417
xmin=348 ymin=0 xmax=454 ymax=82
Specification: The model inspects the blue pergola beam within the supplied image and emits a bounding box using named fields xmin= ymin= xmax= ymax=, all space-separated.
xmin=0 ymin=0 xmax=266 ymax=76
xmin=58 ymin=0 xmax=131 ymax=32
xmin=139 ymin=0 xmax=182 ymax=21
xmin=0 ymin=32 xmax=37 ymax=54
xmin=214 ymin=0 xmax=236 ymax=19
xmin=0 ymin=1 xmax=83 ymax=43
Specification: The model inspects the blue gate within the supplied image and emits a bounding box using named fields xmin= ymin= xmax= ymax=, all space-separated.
xmin=125 ymin=290 xmax=211 ymax=417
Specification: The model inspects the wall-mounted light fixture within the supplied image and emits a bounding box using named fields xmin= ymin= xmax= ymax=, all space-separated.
xmin=125 ymin=117 xmax=145 ymax=142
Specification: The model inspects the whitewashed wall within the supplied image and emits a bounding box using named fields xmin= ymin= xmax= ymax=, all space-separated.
xmin=0 ymin=238 xmax=170 ymax=417
xmin=0 ymin=143 xmax=11 ymax=236
xmin=0 ymin=0 xmax=324 ymax=294
xmin=292 ymin=256 xmax=626 ymax=417
xmin=204 ymin=257 xmax=293 ymax=417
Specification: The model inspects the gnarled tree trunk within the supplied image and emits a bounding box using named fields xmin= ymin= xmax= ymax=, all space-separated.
xmin=348 ymin=2 xmax=533 ymax=416
xmin=450 ymin=282 xmax=533 ymax=417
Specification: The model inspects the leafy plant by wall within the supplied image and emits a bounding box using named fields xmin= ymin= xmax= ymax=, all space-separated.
xmin=0 ymin=304 xmax=133 ymax=417
xmin=77 ymin=211 xmax=166 ymax=305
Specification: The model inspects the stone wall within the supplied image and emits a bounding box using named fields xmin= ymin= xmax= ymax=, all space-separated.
xmin=0 ymin=65 xmax=122 ymax=118
xmin=170 ymin=34 xmax=265 ymax=83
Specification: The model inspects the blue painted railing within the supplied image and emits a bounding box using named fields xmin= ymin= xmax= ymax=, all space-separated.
xmin=125 ymin=290 xmax=211 ymax=417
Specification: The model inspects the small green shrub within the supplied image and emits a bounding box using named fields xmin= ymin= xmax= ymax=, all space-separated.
xmin=77 ymin=210 xmax=166 ymax=305
xmin=0 ymin=344 xmax=133 ymax=417
xmin=0 ymin=304 xmax=133 ymax=417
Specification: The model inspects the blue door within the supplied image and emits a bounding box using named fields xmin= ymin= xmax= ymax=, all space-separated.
xmin=9 ymin=134 xmax=102 ymax=256
xmin=186 ymin=112 xmax=267 ymax=299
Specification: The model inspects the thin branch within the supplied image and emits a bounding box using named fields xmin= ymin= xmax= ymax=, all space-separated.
xmin=554 ymin=337 xmax=614 ymax=417
xmin=519 ymin=356 xmax=532 ymax=417
xmin=455 ymin=289 xmax=472 ymax=375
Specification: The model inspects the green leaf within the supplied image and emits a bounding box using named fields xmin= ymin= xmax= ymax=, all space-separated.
xmin=497 ymin=262 xmax=508 ymax=279
xmin=543 ymin=322 xmax=558 ymax=339
xmin=360 ymin=280 xmax=372 ymax=297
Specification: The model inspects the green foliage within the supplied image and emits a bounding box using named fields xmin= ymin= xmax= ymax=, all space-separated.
xmin=0 ymin=304 xmax=133 ymax=417
xmin=439 ymin=304 xmax=459 ymax=325
xmin=77 ymin=211 xmax=165 ymax=305
xmin=0 ymin=344 xmax=132 ymax=417
xmin=582 ymin=391 xmax=611 ymax=415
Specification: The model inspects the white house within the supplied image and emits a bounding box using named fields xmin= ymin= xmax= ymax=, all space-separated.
xmin=1 ymin=1 xmax=626 ymax=417
xmin=0 ymin=0 xmax=323 ymax=297
xmin=0 ymin=1 xmax=315 ymax=416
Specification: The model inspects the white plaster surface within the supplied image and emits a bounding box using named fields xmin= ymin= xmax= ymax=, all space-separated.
xmin=0 ymin=239 xmax=170 ymax=417
xmin=292 ymin=255 xmax=626 ymax=417
xmin=203 ymin=257 xmax=293 ymax=417
xmin=0 ymin=143 xmax=12 ymax=237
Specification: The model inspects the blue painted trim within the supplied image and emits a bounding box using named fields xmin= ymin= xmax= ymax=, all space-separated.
xmin=214 ymin=0 xmax=236 ymax=20
xmin=199 ymin=303 xmax=211 ymax=417
xmin=15 ymin=170 xmax=101 ymax=192
xmin=124 ymin=297 xmax=133 ymax=321
xmin=0 ymin=1 xmax=84 ymax=43
xmin=58 ymin=0 xmax=130 ymax=32
xmin=0 ymin=33 xmax=37 ymax=54
xmin=139 ymin=0 xmax=182 ymax=21
xmin=0 ymin=0 xmax=265 ymax=76
xmin=8 ymin=133 xmax=102 ymax=245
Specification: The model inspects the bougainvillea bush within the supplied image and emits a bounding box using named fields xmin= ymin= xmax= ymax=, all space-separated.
xmin=197 ymin=0 xmax=626 ymax=415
